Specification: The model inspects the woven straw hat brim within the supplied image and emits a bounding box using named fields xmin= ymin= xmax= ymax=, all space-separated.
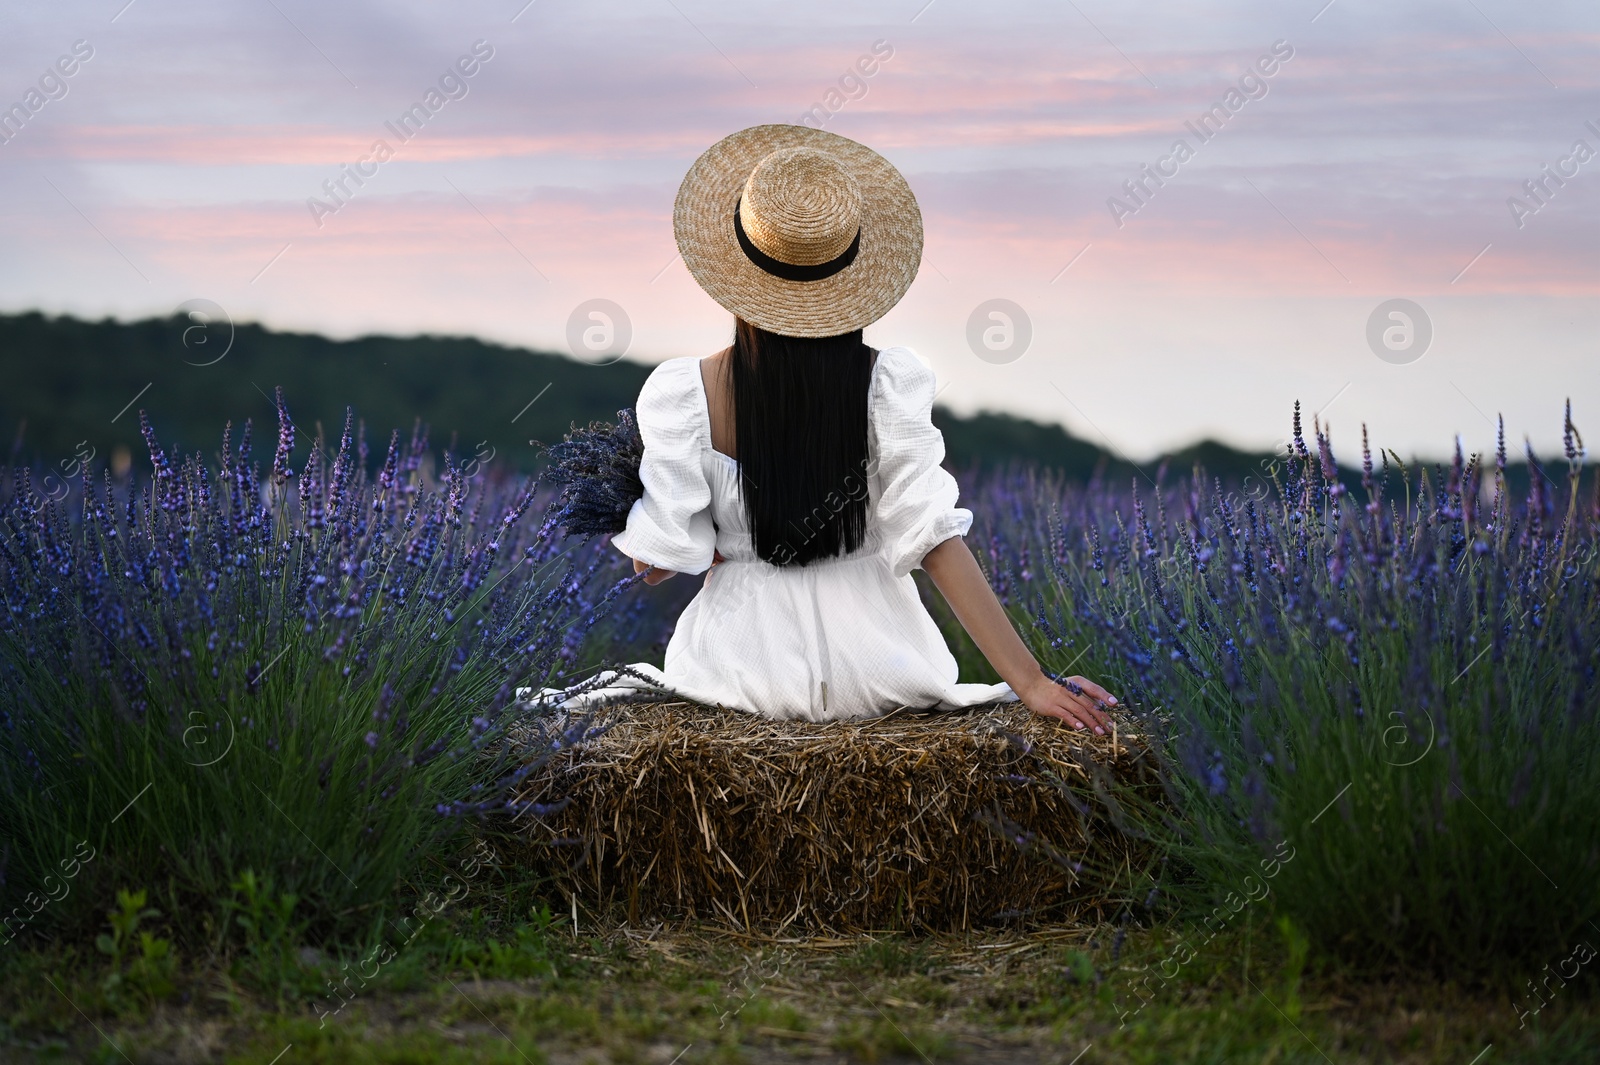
xmin=674 ymin=124 xmax=923 ymax=338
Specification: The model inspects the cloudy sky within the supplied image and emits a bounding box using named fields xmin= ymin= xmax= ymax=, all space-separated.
xmin=1 ymin=0 xmax=1594 ymax=460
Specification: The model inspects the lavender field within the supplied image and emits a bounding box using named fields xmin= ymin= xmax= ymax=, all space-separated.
xmin=1 ymin=397 xmax=1596 ymax=1061
xmin=963 ymin=403 xmax=1600 ymax=977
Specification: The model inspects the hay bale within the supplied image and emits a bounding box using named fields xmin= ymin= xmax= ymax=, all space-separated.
xmin=507 ymin=701 xmax=1160 ymax=934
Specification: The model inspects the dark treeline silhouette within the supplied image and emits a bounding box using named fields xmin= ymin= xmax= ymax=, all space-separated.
xmin=0 ymin=312 xmax=1565 ymax=501
xmin=1 ymin=311 xmax=652 ymax=479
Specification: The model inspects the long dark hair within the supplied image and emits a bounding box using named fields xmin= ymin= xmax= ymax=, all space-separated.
xmin=730 ymin=318 xmax=874 ymax=566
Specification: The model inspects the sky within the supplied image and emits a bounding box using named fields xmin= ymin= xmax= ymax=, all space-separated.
xmin=0 ymin=0 xmax=1594 ymax=462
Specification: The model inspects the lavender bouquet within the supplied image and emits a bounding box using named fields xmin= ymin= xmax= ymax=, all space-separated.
xmin=540 ymin=408 xmax=645 ymax=538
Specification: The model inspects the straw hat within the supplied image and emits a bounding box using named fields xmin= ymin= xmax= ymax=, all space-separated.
xmin=673 ymin=124 xmax=923 ymax=338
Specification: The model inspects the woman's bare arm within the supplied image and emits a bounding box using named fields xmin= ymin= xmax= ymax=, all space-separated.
xmin=630 ymin=550 xmax=723 ymax=584
xmin=632 ymin=557 xmax=676 ymax=585
xmin=922 ymin=536 xmax=1117 ymax=733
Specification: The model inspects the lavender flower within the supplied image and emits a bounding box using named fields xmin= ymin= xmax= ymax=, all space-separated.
xmin=956 ymin=403 xmax=1596 ymax=975
xmin=0 ymin=405 xmax=643 ymax=943
xmin=271 ymin=386 xmax=295 ymax=487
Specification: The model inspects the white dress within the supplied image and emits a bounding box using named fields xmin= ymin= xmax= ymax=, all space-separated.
xmin=530 ymin=346 xmax=1018 ymax=722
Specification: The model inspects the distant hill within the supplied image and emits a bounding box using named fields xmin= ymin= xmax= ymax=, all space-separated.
xmin=2 ymin=312 xmax=1541 ymax=496
xmin=0 ymin=312 xmax=653 ymax=477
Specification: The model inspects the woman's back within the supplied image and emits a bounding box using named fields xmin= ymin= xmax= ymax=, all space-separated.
xmin=608 ymin=344 xmax=994 ymax=720
xmin=700 ymin=343 xmax=883 ymax=455
xmin=619 ymin=344 xmax=966 ymax=573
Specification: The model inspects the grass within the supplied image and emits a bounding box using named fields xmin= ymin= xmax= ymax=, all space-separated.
xmin=2 ymin=892 xmax=1595 ymax=1064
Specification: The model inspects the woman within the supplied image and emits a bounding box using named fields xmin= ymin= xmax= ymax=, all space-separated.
xmin=548 ymin=125 xmax=1117 ymax=732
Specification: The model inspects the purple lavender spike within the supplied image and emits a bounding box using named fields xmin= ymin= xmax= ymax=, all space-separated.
xmin=271 ymin=386 xmax=295 ymax=487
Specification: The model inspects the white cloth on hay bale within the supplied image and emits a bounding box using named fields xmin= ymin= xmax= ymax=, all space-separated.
xmin=519 ymin=346 xmax=1019 ymax=723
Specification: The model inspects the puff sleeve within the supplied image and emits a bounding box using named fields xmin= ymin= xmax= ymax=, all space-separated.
xmin=870 ymin=347 xmax=972 ymax=578
xmin=610 ymin=358 xmax=718 ymax=575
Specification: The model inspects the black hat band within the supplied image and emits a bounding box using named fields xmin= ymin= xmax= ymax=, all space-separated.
xmin=734 ymin=202 xmax=861 ymax=282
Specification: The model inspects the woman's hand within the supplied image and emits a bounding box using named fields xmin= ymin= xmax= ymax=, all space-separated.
xmin=702 ymin=549 xmax=727 ymax=587
xmin=632 ymin=557 xmax=677 ymax=585
xmin=922 ymin=537 xmax=1120 ymax=734
xmin=1016 ymin=672 xmax=1119 ymax=734
xmin=632 ymin=550 xmax=723 ymax=586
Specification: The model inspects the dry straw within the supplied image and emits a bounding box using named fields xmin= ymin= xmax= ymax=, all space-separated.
xmin=508 ymin=700 xmax=1161 ymax=934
